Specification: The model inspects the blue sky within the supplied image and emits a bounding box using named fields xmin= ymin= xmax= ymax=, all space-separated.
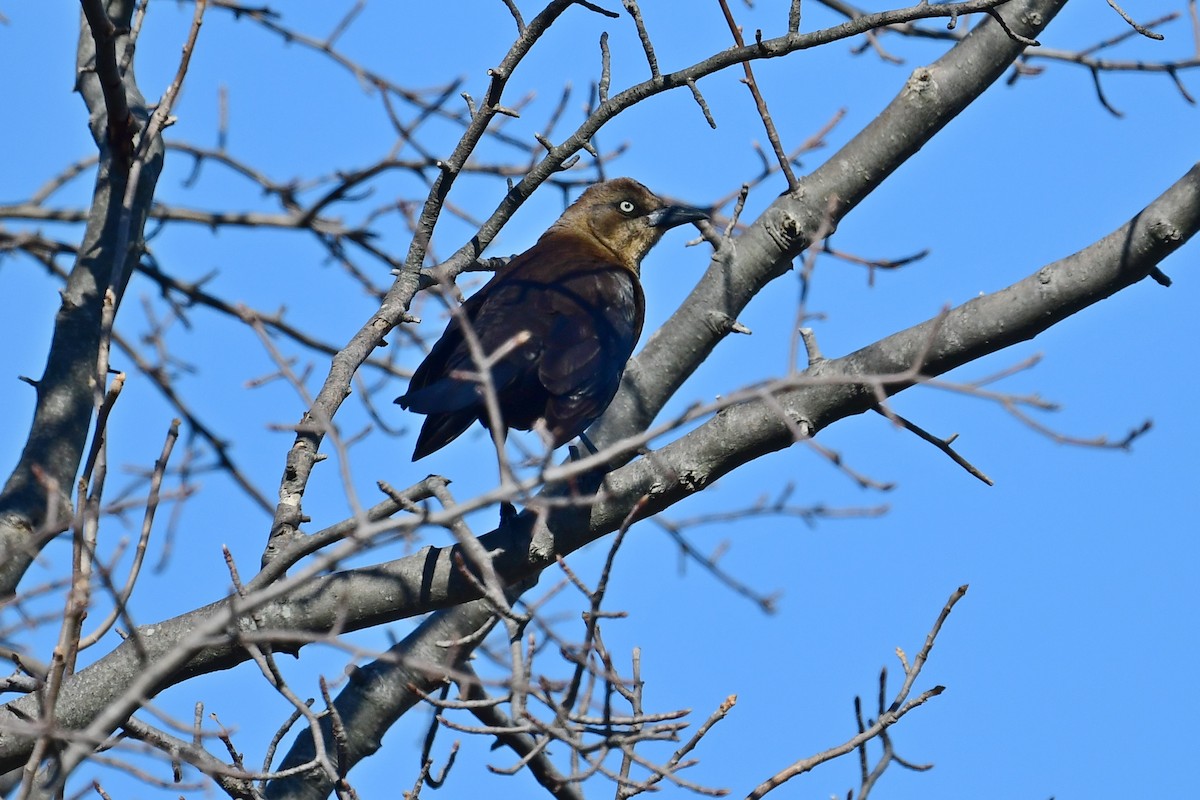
xmin=1 ymin=2 xmax=1198 ymax=797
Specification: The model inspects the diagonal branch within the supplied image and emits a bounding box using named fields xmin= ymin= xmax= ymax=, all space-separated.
xmin=718 ymin=0 xmax=799 ymax=189
xmin=592 ymin=0 xmax=1067 ymax=447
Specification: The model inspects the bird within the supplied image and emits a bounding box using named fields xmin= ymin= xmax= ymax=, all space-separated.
xmin=396 ymin=177 xmax=708 ymax=461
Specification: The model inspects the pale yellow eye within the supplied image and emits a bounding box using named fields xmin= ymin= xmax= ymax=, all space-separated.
xmin=618 ymin=200 xmax=636 ymax=215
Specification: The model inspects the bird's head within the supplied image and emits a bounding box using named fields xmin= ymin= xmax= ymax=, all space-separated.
xmin=549 ymin=178 xmax=709 ymax=273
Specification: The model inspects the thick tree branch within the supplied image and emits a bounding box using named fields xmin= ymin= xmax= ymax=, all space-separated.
xmin=262 ymin=591 xmax=521 ymax=800
xmin=592 ymin=0 xmax=1069 ymax=447
xmin=78 ymin=0 xmax=135 ymax=158
xmin=0 ymin=0 xmax=161 ymax=597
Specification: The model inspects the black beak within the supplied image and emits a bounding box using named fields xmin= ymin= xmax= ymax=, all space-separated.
xmin=647 ymin=204 xmax=710 ymax=230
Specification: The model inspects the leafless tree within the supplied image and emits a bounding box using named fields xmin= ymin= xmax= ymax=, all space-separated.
xmin=0 ymin=1 xmax=1196 ymax=798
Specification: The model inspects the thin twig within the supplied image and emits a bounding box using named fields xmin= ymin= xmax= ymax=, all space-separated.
xmin=747 ymin=586 xmax=967 ymax=798
xmin=873 ymin=408 xmax=993 ymax=485
xmin=622 ymin=0 xmax=660 ymax=78
xmin=1105 ymin=0 xmax=1166 ymax=39
xmin=718 ymin=0 xmax=799 ymax=189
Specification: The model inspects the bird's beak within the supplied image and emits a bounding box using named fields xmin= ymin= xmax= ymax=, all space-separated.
xmin=647 ymin=204 xmax=709 ymax=230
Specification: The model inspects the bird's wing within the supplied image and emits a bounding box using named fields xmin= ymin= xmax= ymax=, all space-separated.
xmin=536 ymin=266 xmax=644 ymax=443
xmin=397 ymin=274 xmax=546 ymax=414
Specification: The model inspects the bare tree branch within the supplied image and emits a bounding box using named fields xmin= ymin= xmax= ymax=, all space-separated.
xmin=3 ymin=149 xmax=1190 ymax=777
xmin=0 ymin=0 xmax=166 ymax=596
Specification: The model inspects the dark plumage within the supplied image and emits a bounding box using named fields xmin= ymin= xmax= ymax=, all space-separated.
xmin=396 ymin=178 xmax=708 ymax=460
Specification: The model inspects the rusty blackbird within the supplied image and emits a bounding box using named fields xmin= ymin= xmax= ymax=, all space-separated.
xmin=396 ymin=178 xmax=707 ymax=460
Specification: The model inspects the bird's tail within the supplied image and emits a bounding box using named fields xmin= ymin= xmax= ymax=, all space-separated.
xmin=411 ymin=411 xmax=478 ymax=461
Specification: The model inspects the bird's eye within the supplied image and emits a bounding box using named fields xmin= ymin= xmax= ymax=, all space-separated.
xmin=618 ymin=200 xmax=637 ymax=215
